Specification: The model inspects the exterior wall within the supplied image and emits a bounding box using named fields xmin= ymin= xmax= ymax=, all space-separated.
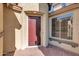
xmin=73 ymin=9 xmax=79 ymax=43
xmin=3 ymin=4 xmax=28 ymax=54
xmin=49 ymin=8 xmax=79 ymax=54
xmin=39 ymin=3 xmax=48 ymax=47
xmin=3 ymin=3 xmax=48 ymax=54
xmin=14 ymin=4 xmax=29 ymax=49
xmin=17 ymin=3 xmax=49 ymax=48
xmin=0 ymin=3 xmax=3 ymax=55
xmin=3 ymin=5 xmax=21 ymax=54
xmin=18 ymin=3 xmax=39 ymax=11
xmin=18 ymin=3 xmax=40 ymax=49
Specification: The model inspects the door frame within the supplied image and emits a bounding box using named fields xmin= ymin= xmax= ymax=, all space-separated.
xmin=25 ymin=11 xmax=44 ymax=47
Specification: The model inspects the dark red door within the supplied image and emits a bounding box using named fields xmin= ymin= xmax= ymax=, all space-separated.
xmin=28 ymin=16 xmax=41 ymax=46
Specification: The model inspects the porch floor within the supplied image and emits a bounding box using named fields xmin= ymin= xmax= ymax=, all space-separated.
xmin=5 ymin=45 xmax=79 ymax=56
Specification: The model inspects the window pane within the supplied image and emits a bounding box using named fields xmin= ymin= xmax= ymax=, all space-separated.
xmin=52 ymin=18 xmax=60 ymax=37
xmin=61 ymin=20 xmax=68 ymax=39
xmin=61 ymin=17 xmax=73 ymax=40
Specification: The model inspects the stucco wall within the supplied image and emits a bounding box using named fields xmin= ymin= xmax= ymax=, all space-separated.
xmin=14 ymin=11 xmax=28 ymax=50
xmin=3 ymin=3 xmax=40 ymax=54
xmin=73 ymin=9 xmax=79 ymax=43
xmin=18 ymin=3 xmax=39 ymax=11
xmin=0 ymin=3 xmax=3 ymax=55
xmin=3 ymin=4 xmax=29 ymax=54
xmin=18 ymin=3 xmax=49 ymax=48
xmin=3 ymin=5 xmax=22 ymax=54
xmin=19 ymin=3 xmax=49 ymax=47
xmin=49 ymin=8 xmax=79 ymax=54
xmin=3 ymin=3 xmax=49 ymax=54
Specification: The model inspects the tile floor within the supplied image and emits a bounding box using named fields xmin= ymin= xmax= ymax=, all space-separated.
xmin=4 ymin=45 xmax=79 ymax=56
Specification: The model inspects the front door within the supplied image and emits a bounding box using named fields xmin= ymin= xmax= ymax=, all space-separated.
xmin=28 ymin=16 xmax=41 ymax=46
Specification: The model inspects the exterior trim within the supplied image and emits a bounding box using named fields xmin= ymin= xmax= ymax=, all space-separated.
xmin=8 ymin=4 xmax=22 ymax=12
xmin=49 ymin=4 xmax=79 ymax=17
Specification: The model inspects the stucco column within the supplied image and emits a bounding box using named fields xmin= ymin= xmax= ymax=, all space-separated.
xmin=0 ymin=3 xmax=3 ymax=55
xmin=73 ymin=9 xmax=79 ymax=43
xmin=39 ymin=3 xmax=49 ymax=47
xmin=21 ymin=11 xmax=28 ymax=49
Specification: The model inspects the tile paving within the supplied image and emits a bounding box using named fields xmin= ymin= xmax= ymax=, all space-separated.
xmin=8 ymin=45 xmax=79 ymax=56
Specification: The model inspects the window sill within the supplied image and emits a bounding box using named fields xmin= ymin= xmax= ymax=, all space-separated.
xmin=49 ymin=37 xmax=78 ymax=48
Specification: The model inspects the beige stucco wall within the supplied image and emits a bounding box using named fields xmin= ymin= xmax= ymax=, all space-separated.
xmin=15 ymin=3 xmax=49 ymax=48
xmin=18 ymin=3 xmax=39 ymax=11
xmin=73 ymin=9 xmax=79 ymax=43
xmin=3 ymin=5 xmax=22 ymax=54
xmin=3 ymin=4 xmax=28 ymax=54
xmin=3 ymin=3 xmax=48 ymax=54
xmin=18 ymin=3 xmax=49 ymax=48
xmin=20 ymin=3 xmax=49 ymax=47
xmin=49 ymin=8 xmax=79 ymax=54
xmin=0 ymin=3 xmax=3 ymax=55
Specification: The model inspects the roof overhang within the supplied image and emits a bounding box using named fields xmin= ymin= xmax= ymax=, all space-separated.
xmin=25 ymin=11 xmax=44 ymax=16
xmin=49 ymin=4 xmax=79 ymax=17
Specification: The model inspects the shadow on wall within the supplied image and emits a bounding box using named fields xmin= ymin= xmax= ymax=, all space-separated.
xmin=3 ymin=4 xmax=22 ymax=56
